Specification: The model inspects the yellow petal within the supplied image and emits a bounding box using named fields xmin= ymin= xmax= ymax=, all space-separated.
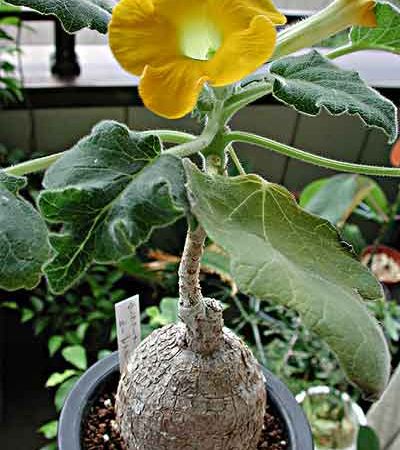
xmin=247 ymin=0 xmax=287 ymax=25
xmin=139 ymin=60 xmax=209 ymax=119
xmin=154 ymin=0 xmax=285 ymax=27
xmin=109 ymin=0 xmax=179 ymax=76
xmin=206 ymin=15 xmax=276 ymax=86
xmin=208 ymin=0 xmax=285 ymax=36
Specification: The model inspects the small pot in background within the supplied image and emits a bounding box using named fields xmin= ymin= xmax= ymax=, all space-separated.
xmin=296 ymin=386 xmax=366 ymax=450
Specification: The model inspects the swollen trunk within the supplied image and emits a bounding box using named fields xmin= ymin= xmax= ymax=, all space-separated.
xmin=116 ymin=227 xmax=266 ymax=449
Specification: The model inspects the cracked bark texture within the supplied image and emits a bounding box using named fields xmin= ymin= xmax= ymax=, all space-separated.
xmin=116 ymin=226 xmax=266 ymax=450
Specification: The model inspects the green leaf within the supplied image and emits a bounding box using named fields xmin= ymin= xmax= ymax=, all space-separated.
xmin=0 ymin=1 xmax=20 ymax=12
xmin=46 ymin=369 xmax=77 ymax=387
xmin=110 ymin=323 xmax=117 ymax=342
xmin=30 ymin=296 xmax=44 ymax=312
xmin=34 ymin=316 xmax=49 ymax=335
xmin=351 ymin=4 xmax=400 ymax=55
xmin=21 ymin=308 xmax=34 ymax=323
xmin=386 ymin=0 xmax=400 ymax=12
xmin=341 ymin=224 xmax=367 ymax=255
xmin=384 ymin=313 xmax=400 ymax=341
xmin=39 ymin=121 xmax=187 ymax=293
xmin=76 ymin=322 xmax=89 ymax=342
xmin=298 ymin=178 xmax=326 ymax=209
xmin=0 ymin=171 xmax=50 ymax=290
xmin=318 ymin=29 xmax=351 ymax=48
xmin=367 ymin=363 xmax=400 ymax=450
xmin=1 ymin=61 xmax=16 ymax=73
xmin=147 ymin=297 xmax=179 ymax=327
xmin=38 ymin=420 xmax=58 ymax=440
xmin=1 ymin=301 xmax=18 ymax=309
xmin=64 ymin=330 xmax=81 ymax=345
xmin=270 ymin=50 xmax=398 ymax=143
xmin=357 ymin=426 xmax=380 ymax=450
xmin=61 ymin=345 xmax=87 ymax=370
xmin=98 ymin=349 xmax=112 ymax=360
xmin=55 ymin=376 xmax=79 ymax=412
xmin=38 ymin=442 xmax=57 ymax=450
xmin=300 ymin=174 xmax=388 ymax=226
xmin=48 ymin=335 xmax=63 ymax=356
xmin=5 ymin=0 xmax=116 ymax=33
xmin=185 ymin=161 xmax=390 ymax=398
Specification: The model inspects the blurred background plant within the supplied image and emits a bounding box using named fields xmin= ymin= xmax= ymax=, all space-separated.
xmin=0 ymin=0 xmax=22 ymax=104
xmin=298 ymin=387 xmax=363 ymax=450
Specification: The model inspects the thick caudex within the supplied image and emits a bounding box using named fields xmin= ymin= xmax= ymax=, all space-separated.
xmin=116 ymin=227 xmax=266 ymax=450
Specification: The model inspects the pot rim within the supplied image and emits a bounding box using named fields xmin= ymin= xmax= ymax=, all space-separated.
xmin=59 ymin=351 xmax=313 ymax=450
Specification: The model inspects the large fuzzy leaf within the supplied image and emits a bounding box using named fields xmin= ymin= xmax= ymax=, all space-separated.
xmin=351 ymin=3 xmax=400 ymax=54
xmin=367 ymin=364 xmax=400 ymax=450
xmin=39 ymin=121 xmax=187 ymax=293
xmin=270 ymin=50 xmax=398 ymax=143
xmin=5 ymin=0 xmax=116 ymax=33
xmin=185 ymin=161 xmax=390 ymax=398
xmin=0 ymin=171 xmax=49 ymax=290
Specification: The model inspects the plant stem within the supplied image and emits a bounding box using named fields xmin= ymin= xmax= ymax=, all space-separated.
xmin=4 ymin=152 xmax=64 ymax=176
xmin=326 ymin=44 xmax=400 ymax=59
xmin=226 ymin=131 xmax=400 ymax=177
xmin=251 ymin=321 xmax=267 ymax=367
xmin=251 ymin=297 xmax=267 ymax=366
xmin=227 ymin=145 xmax=246 ymax=175
xmin=145 ymin=129 xmax=196 ymax=145
xmin=222 ymin=83 xmax=273 ymax=123
xmin=326 ymin=44 xmax=363 ymax=59
xmin=167 ymin=101 xmax=225 ymax=158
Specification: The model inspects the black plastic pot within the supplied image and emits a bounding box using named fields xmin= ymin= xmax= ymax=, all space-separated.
xmin=59 ymin=352 xmax=313 ymax=450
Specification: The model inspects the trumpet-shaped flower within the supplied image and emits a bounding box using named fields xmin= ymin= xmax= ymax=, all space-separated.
xmin=109 ymin=0 xmax=286 ymax=118
xmin=273 ymin=0 xmax=377 ymax=59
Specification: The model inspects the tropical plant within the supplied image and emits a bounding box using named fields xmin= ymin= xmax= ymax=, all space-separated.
xmin=1 ymin=0 xmax=400 ymax=448
xmin=8 ymin=261 xmax=400 ymax=448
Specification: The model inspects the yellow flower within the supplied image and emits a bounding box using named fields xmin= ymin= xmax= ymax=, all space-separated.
xmin=109 ymin=0 xmax=286 ymax=119
xmin=273 ymin=0 xmax=377 ymax=59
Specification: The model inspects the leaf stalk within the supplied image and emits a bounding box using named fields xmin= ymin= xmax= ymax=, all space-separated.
xmin=226 ymin=131 xmax=400 ymax=177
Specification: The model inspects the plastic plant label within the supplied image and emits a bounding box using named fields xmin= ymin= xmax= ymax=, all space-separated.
xmin=115 ymin=295 xmax=141 ymax=374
